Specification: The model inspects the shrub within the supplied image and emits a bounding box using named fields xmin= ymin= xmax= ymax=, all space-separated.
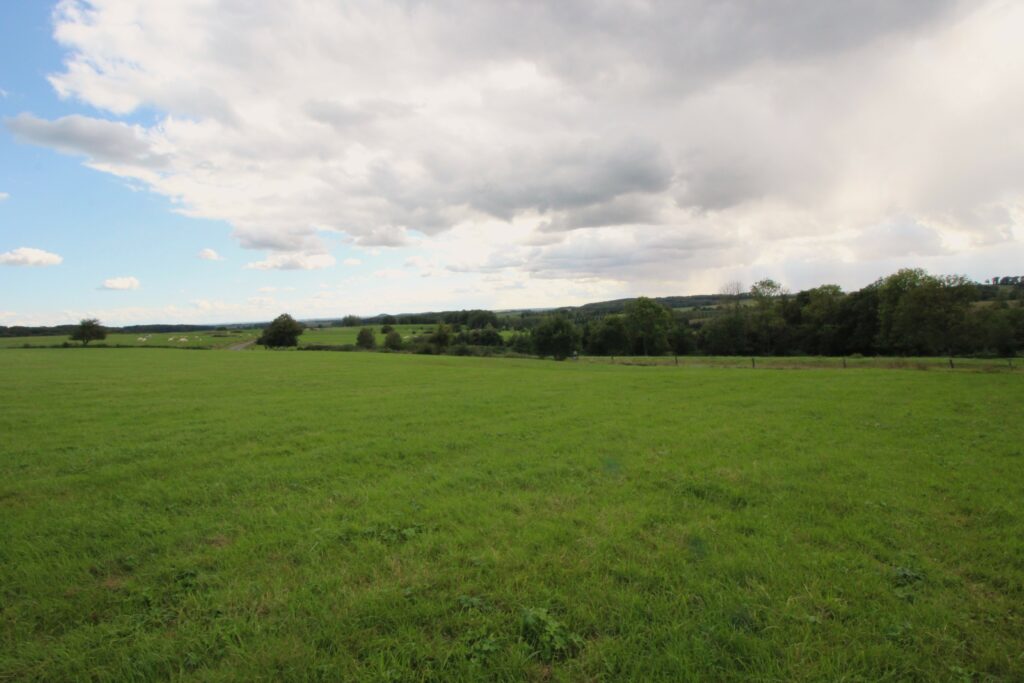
xmin=384 ymin=330 xmax=403 ymax=351
xmin=356 ymin=327 xmax=376 ymax=350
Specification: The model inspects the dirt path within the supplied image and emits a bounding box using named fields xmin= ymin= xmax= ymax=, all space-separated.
xmin=226 ymin=339 xmax=257 ymax=351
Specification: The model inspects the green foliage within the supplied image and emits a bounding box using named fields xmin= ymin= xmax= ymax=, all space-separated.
xmin=384 ymin=329 xmax=403 ymax=351
xmin=520 ymin=607 xmax=584 ymax=662
xmin=355 ymin=327 xmax=376 ymax=350
xmin=588 ymin=315 xmax=629 ymax=356
xmin=258 ymin=313 xmax=303 ymax=348
xmin=430 ymin=322 xmax=452 ymax=351
xmin=532 ymin=315 xmax=579 ymax=360
xmin=69 ymin=318 xmax=106 ymax=346
xmin=624 ymin=297 xmax=673 ymax=355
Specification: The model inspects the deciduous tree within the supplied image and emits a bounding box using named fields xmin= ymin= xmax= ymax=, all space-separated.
xmin=70 ymin=318 xmax=106 ymax=346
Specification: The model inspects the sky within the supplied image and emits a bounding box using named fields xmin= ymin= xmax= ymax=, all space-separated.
xmin=1 ymin=1 xmax=1023 ymax=326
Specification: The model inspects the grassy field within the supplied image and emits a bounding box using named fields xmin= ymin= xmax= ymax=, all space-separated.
xmin=1 ymin=350 xmax=1022 ymax=681
xmin=0 ymin=329 xmax=260 ymax=350
xmin=299 ymin=324 xmax=433 ymax=347
xmin=579 ymin=355 xmax=1019 ymax=372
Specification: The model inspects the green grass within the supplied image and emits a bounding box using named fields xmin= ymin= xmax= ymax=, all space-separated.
xmin=0 ymin=329 xmax=260 ymax=349
xmin=1 ymin=350 xmax=1022 ymax=681
xmin=299 ymin=324 xmax=430 ymax=347
xmin=580 ymin=355 xmax=1018 ymax=372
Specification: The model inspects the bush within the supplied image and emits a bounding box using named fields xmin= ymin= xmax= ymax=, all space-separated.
xmin=356 ymin=327 xmax=376 ymax=350
xmin=384 ymin=330 xmax=403 ymax=351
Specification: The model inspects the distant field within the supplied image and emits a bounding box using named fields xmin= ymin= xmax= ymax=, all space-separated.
xmin=0 ymin=329 xmax=260 ymax=349
xmin=1 ymin=350 xmax=1022 ymax=681
xmin=299 ymin=324 xmax=433 ymax=347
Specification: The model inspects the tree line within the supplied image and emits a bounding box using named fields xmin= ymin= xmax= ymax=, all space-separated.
xmin=309 ymin=268 xmax=1023 ymax=359
xmin=42 ymin=268 xmax=1024 ymax=358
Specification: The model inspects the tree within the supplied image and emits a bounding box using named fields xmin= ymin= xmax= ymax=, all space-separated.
xmin=384 ymin=329 xmax=403 ymax=351
xmin=430 ymin=323 xmax=452 ymax=351
xmin=466 ymin=309 xmax=499 ymax=329
xmin=259 ymin=314 xmax=303 ymax=348
xmin=588 ymin=315 xmax=629 ymax=356
xmin=749 ymin=278 xmax=787 ymax=354
xmin=668 ymin=321 xmax=694 ymax=356
xmin=624 ymin=297 xmax=672 ymax=355
xmin=340 ymin=314 xmax=361 ymax=327
xmin=533 ymin=315 xmax=579 ymax=360
xmin=70 ymin=318 xmax=106 ymax=346
xmin=380 ymin=324 xmax=394 ymax=334
xmin=356 ymin=327 xmax=377 ymax=349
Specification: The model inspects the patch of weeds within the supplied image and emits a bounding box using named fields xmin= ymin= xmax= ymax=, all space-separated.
xmin=520 ymin=607 xmax=584 ymax=662
xmin=891 ymin=566 xmax=925 ymax=601
xmin=457 ymin=595 xmax=487 ymax=612
xmin=884 ymin=620 xmax=915 ymax=645
xmin=339 ymin=522 xmax=427 ymax=546
xmin=174 ymin=568 xmax=200 ymax=591
xmin=728 ymin=605 xmax=763 ymax=633
xmin=463 ymin=627 xmax=501 ymax=663
xmin=678 ymin=480 xmax=750 ymax=509
xmin=686 ymin=535 xmax=708 ymax=561
xmin=891 ymin=566 xmax=924 ymax=587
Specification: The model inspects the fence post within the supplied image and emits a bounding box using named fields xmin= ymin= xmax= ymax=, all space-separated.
xmin=949 ymin=358 xmax=954 ymax=369
xmin=842 ymin=357 xmax=847 ymax=369
xmin=751 ymin=357 xmax=756 ymax=369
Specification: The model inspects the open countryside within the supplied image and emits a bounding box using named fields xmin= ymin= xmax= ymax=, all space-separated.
xmin=4 ymin=2 xmax=1024 ymax=681
xmin=2 ymin=349 xmax=1022 ymax=681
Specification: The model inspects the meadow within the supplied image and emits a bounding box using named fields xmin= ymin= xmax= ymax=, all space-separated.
xmin=0 ymin=329 xmax=259 ymax=350
xmin=299 ymin=324 xmax=433 ymax=347
xmin=1 ymin=349 xmax=1022 ymax=681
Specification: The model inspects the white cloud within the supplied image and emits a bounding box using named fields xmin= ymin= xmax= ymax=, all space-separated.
xmin=101 ymin=275 xmax=140 ymax=290
xmin=244 ymin=252 xmax=336 ymax=270
xmin=4 ymin=0 xmax=1023 ymax=306
xmin=0 ymin=192 xmax=9 ymax=201
xmin=341 ymin=258 xmax=361 ymax=266
xmin=198 ymin=247 xmax=224 ymax=261
xmin=0 ymin=247 xmax=63 ymax=266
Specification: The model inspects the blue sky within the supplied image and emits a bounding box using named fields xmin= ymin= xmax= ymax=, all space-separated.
xmin=2 ymin=1 xmax=1023 ymax=326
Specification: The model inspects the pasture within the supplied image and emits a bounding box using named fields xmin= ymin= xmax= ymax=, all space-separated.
xmin=299 ymin=324 xmax=432 ymax=347
xmin=1 ymin=349 xmax=1022 ymax=681
xmin=0 ymin=329 xmax=259 ymax=350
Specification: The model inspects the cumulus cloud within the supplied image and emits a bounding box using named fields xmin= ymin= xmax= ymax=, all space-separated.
xmin=101 ymin=276 xmax=140 ymax=290
xmin=0 ymin=247 xmax=64 ymax=266
xmin=5 ymin=0 xmax=1024 ymax=303
xmin=245 ymin=252 xmax=336 ymax=270
xmin=0 ymin=192 xmax=9 ymax=201
xmin=198 ymin=247 xmax=224 ymax=261
xmin=342 ymin=258 xmax=362 ymax=266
